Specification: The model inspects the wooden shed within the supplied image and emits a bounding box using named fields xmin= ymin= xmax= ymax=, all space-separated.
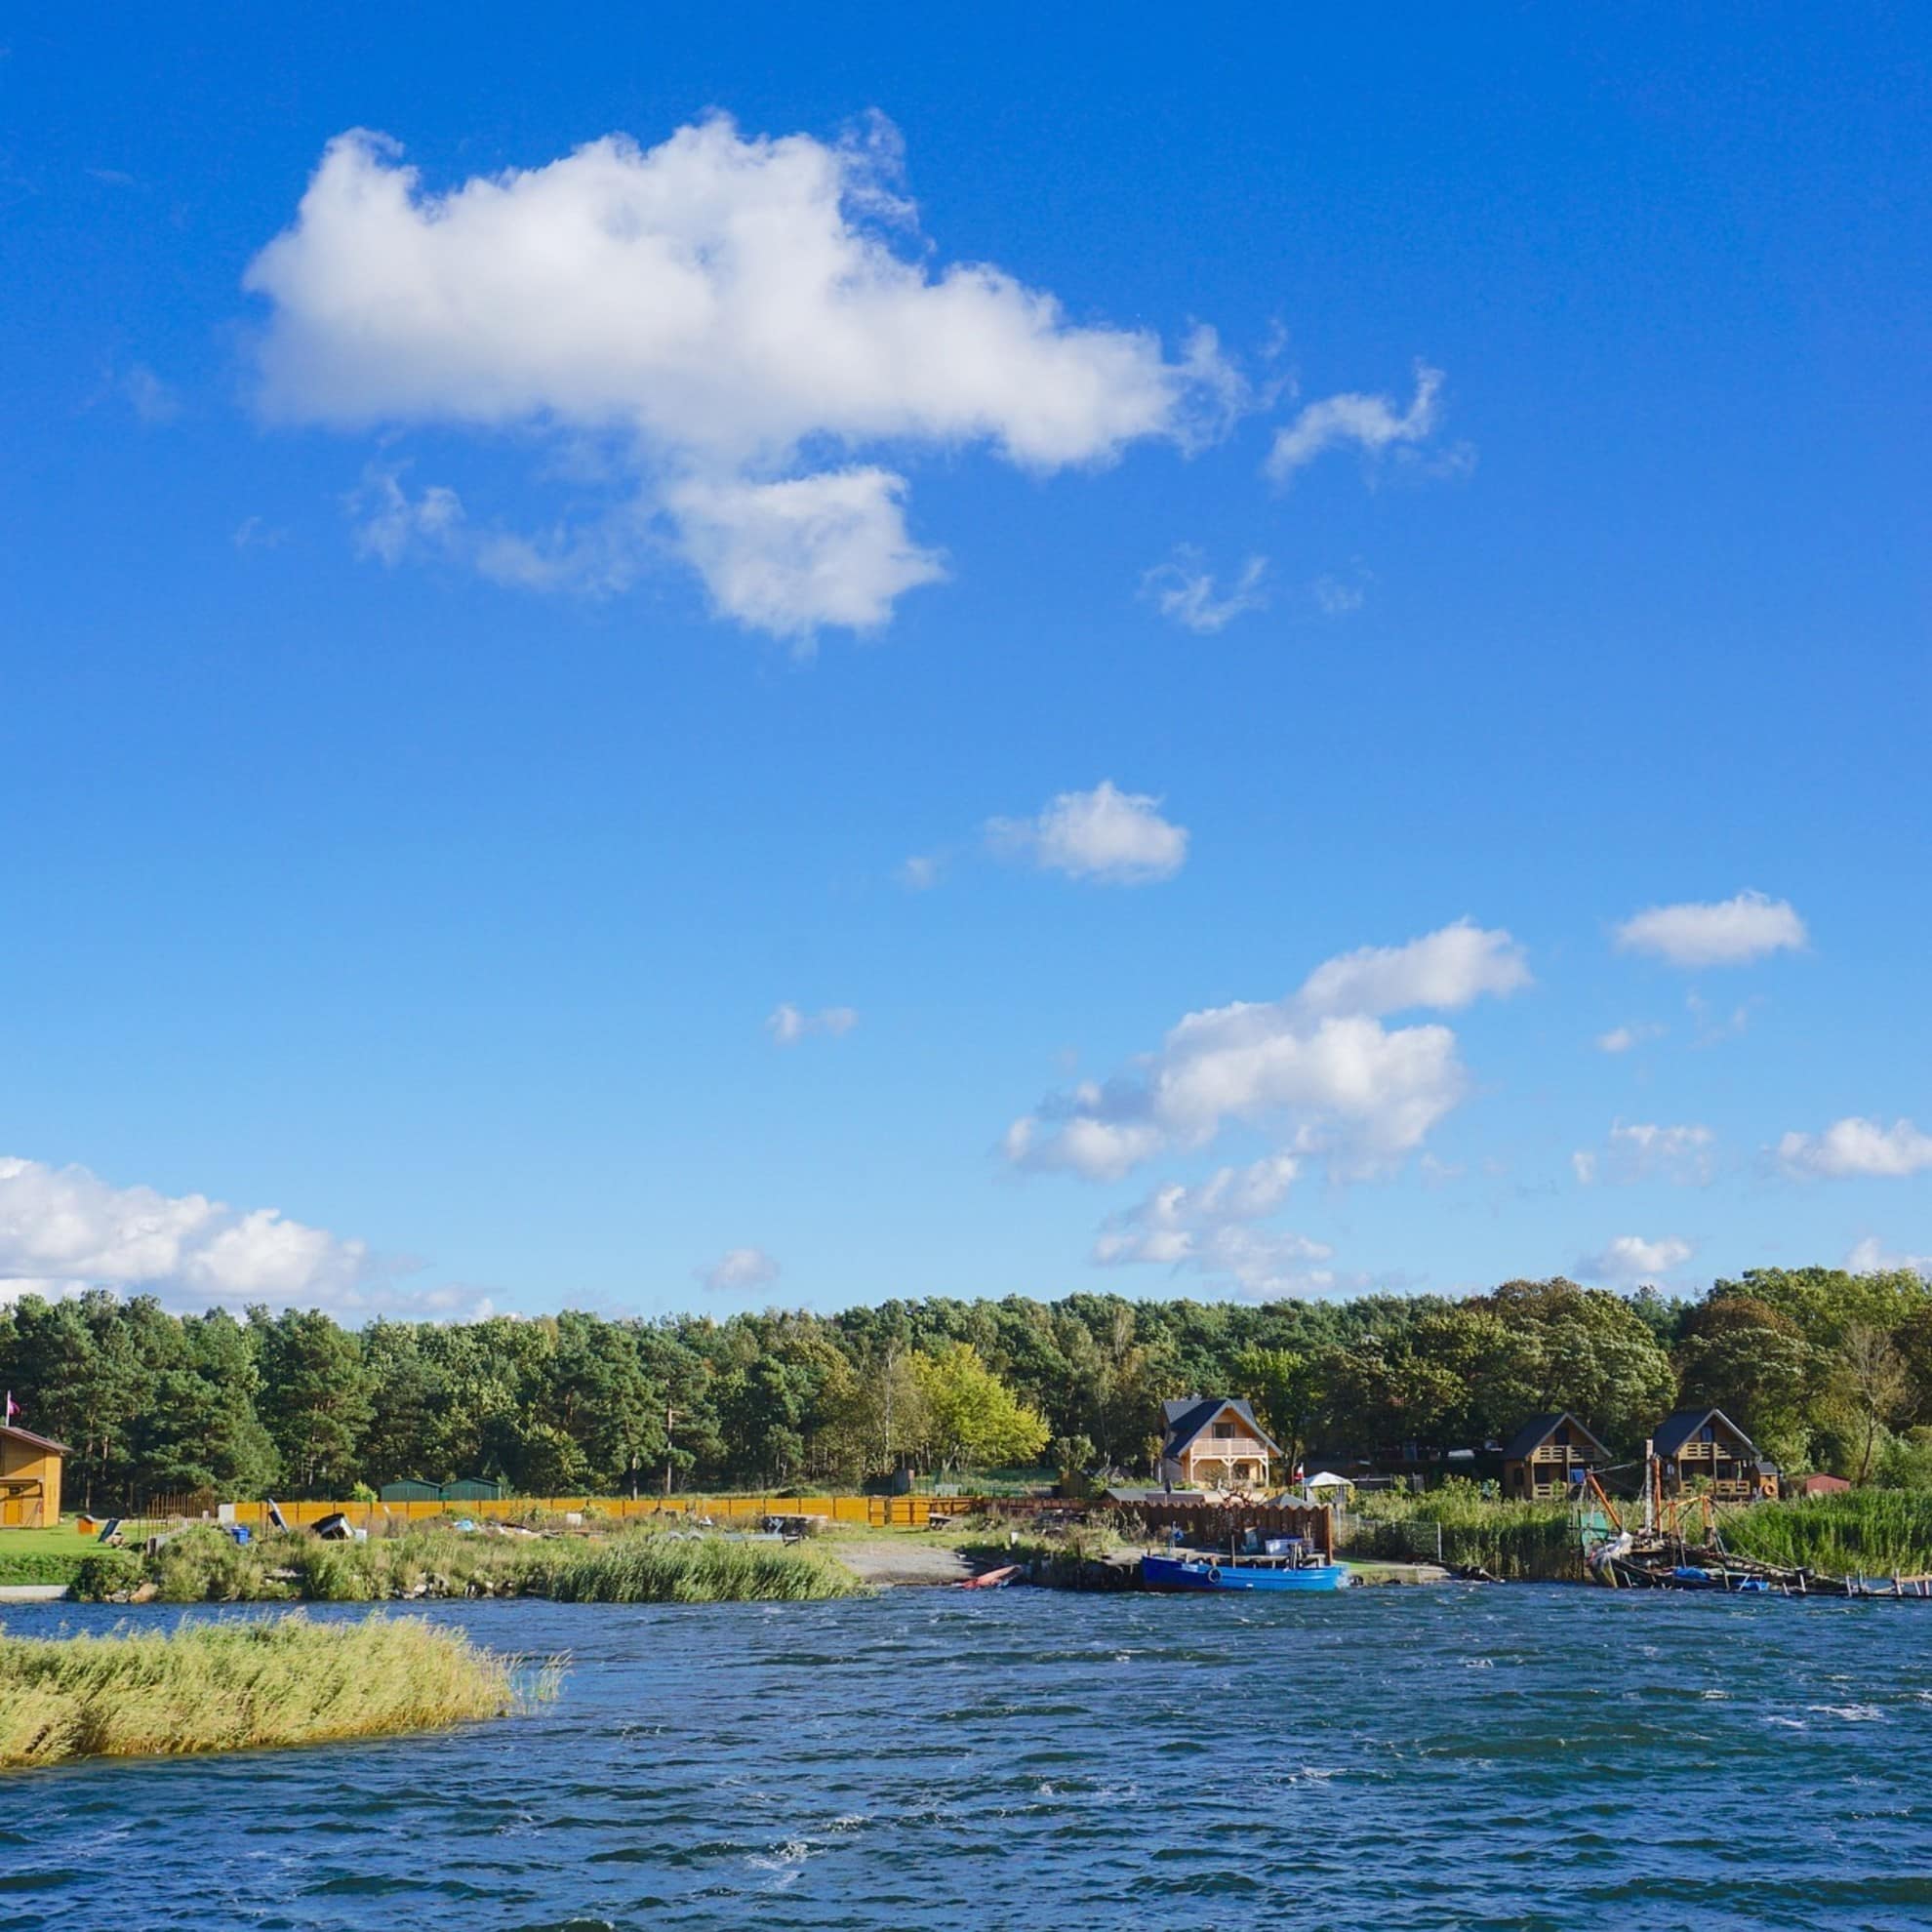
xmin=0 ymin=1422 xmax=68 ymax=1528
xmin=1652 ymin=1407 xmax=1779 ymax=1502
xmin=1501 ymin=1413 xmax=1609 ymax=1501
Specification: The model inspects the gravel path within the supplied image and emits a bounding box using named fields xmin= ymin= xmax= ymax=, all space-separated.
xmin=833 ymin=1539 xmax=978 ymax=1587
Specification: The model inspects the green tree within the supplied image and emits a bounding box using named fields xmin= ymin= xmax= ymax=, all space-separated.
xmin=253 ymin=1308 xmax=372 ymax=1494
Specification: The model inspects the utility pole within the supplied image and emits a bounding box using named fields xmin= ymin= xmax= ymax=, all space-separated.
xmin=664 ymin=1405 xmax=676 ymax=1500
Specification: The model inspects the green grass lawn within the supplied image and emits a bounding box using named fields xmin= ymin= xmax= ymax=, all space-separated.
xmin=0 ymin=1522 xmax=95 ymax=1587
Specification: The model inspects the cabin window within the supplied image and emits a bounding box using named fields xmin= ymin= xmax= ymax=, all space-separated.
xmin=1699 ymin=1426 xmax=1714 ymax=1443
xmin=1213 ymin=1422 xmax=1236 ymax=1439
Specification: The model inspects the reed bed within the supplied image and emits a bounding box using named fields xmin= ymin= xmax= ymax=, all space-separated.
xmin=1347 ymin=1490 xmax=1583 ymax=1580
xmin=0 ymin=1615 xmax=532 ymax=1767
xmin=1722 ymin=1490 xmax=1932 ymax=1578
xmin=70 ymin=1524 xmax=865 ymax=1605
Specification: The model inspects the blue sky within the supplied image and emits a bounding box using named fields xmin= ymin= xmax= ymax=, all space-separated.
xmin=1 ymin=9 xmax=1927 ymax=1319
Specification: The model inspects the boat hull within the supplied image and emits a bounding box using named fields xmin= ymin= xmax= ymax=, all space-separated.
xmin=1140 ymin=1553 xmax=1351 ymax=1593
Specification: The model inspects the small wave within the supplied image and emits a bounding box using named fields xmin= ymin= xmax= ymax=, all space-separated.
xmin=1808 ymin=1704 xmax=1885 ymax=1722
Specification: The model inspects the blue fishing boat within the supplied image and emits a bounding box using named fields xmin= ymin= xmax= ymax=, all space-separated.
xmin=1141 ymin=1551 xmax=1351 ymax=1592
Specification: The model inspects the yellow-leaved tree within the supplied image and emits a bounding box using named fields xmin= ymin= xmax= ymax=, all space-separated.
xmin=908 ymin=1342 xmax=1049 ymax=1474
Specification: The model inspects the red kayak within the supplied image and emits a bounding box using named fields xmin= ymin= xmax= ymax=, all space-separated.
xmin=957 ymin=1563 xmax=1021 ymax=1590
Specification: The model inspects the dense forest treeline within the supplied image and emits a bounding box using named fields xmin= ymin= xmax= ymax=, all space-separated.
xmin=5 ymin=1267 xmax=1931 ymax=1509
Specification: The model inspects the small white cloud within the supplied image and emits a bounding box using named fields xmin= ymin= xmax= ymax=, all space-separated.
xmin=896 ymin=854 xmax=942 ymax=891
xmin=1572 ymin=1150 xmax=1598 ymax=1186
xmin=766 ymin=1003 xmax=859 ymax=1047
xmin=1267 ymin=361 xmax=1442 ymax=481
xmin=987 ymin=780 xmax=1188 ymax=885
xmin=697 ymin=1245 xmax=782 ymax=1294
xmin=1141 ymin=549 xmax=1268 ymax=634
xmin=1596 ymin=1021 xmax=1664 ymax=1054
xmin=1778 ymin=1117 xmax=1932 ymax=1181
xmin=1614 ymin=890 xmax=1808 ymax=967
xmin=122 ymin=363 xmax=181 ymax=425
xmin=1578 ymin=1233 xmax=1695 ymax=1285
xmin=666 ymin=467 xmax=945 ymax=642
xmin=1846 ymin=1236 xmax=1932 ymax=1276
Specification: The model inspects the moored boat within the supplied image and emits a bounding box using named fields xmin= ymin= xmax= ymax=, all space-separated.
xmin=1140 ymin=1552 xmax=1351 ymax=1592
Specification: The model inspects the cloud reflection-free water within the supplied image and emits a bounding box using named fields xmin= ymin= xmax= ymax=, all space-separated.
xmin=6 ymin=1587 xmax=1932 ymax=1930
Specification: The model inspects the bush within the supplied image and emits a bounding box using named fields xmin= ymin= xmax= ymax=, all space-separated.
xmin=69 ymin=1549 xmax=144 ymax=1600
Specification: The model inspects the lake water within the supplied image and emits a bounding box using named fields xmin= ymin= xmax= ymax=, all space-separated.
xmin=7 ymin=1584 xmax=1932 ymax=1930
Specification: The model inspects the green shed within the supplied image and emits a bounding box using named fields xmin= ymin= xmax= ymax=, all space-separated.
xmin=379 ymin=1475 xmax=504 ymax=1504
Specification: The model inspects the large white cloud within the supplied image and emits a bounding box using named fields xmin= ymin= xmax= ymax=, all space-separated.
xmin=0 ymin=1155 xmax=398 ymax=1313
xmin=987 ymin=781 xmax=1188 ymax=885
xmin=1614 ymin=890 xmax=1808 ymax=967
xmin=1778 ymin=1116 xmax=1932 ymax=1180
xmin=245 ymin=117 xmax=1241 ymax=639
xmin=1006 ymin=919 xmax=1528 ymax=1181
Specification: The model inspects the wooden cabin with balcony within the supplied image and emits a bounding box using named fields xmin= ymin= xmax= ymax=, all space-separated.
xmin=0 ymin=1421 xmax=68 ymax=1528
xmin=1652 ymin=1406 xmax=1779 ymax=1502
xmin=1158 ymin=1396 xmax=1280 ymax=1492
xmin=1501 ymin=1413 xmax=1609 ymax=1501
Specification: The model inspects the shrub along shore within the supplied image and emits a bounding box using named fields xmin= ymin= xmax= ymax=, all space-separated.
xmin=68 ymin=1522 xmax=865 ymax=1605
xmin=0 ymin=1614 xmax=539 ymax=1767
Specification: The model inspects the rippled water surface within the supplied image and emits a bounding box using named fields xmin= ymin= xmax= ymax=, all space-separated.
xmin=8 ymin=1585 xmax=1932 ymax=1929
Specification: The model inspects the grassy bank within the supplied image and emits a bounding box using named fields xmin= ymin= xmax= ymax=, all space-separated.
xmin=1722 ymin=1490 xmax=1932 ymax=1577
xmin=0 ymin=1527 xmax=90 ymax=1590
xmin=70 ymin=1523 xmax=864 ymax=1605
xmin=0 ymin=1614 xmax=531 ymax=1767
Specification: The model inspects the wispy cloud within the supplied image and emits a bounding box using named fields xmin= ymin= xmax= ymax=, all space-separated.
xmin=696 ymin=1245 xmax=782 ymax=1295
xmin=1595 ymin=1021 xmax=1665 ymax=1054
xmin=766 ymin=1003 xmax=859 ymax=1046
xmin=1266 ymin=361 xmax=1442 ymax=481
xmin=1141 ymin=549 xmax=1268 ymax=633
xmin=121 ymin=363 xmax=181 ymax=425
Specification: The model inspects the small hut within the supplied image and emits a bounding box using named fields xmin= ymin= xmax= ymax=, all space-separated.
xmin=0 ymin=1422 xmax=68 ymax=1528
xmin=1652 ymin=1407 xmax=1779 ymax=1502
xmin=1500 ymin=1413 xmax=1609 ymax=1501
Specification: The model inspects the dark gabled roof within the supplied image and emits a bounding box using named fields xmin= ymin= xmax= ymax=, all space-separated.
xmin=0 ymin=1421 xmax=71 ymax=1456
xmin=1653 ymin=1406 xmax=1756 ymax=1458
xmin=1161 ymin=1395 xmax=1282 ymax=1460
xmin=1500 ymin=1412 xmax=1609 ymax=1464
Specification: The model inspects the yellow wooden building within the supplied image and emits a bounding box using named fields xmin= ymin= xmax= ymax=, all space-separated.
xmin=1501 ymin=1412 xmax=1609 ymax=1501
xmin=0 ymin=1422 xmax=68 ymax=1528
xmin=1653 ymin=1406 xmax=1779 ymax=1503
xmin=1159 ymin=1395 xmax=1280 ymax=1491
